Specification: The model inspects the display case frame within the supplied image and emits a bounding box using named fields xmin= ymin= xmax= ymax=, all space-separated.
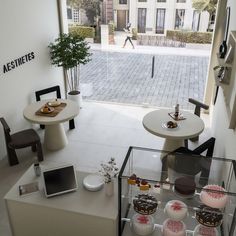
xmin=118 ymin=146 xmax=236 ymax=236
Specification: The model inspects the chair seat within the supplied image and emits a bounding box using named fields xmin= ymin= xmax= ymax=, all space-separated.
xmin=9 ymin=129 xmax=40 ymax=149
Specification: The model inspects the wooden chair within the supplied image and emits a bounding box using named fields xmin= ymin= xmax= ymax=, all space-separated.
xmin=0 ymin=117 xmax=43 ymax=166
xmin=35 ymin=85 xmax=75 ymax=130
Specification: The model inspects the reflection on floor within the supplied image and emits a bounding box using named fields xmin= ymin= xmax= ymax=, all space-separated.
xmin=0 ymin=101 xmax=211 ymax=236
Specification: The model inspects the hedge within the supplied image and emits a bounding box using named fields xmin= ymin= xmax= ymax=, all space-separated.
xmin=108 ymin=22 xmax=115 ymax=35
xmin=132 ymin=28 xmax=138 ymax=40
xmin=69 ymin=26 xmax=95 ymax=39
xmin=166 ymin=30 xmax=212 ymax=44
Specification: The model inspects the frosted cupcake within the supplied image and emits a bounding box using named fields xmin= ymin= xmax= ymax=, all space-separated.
xmin=193 ymin=224 xmax=218 ymax=236
xmin=162 ymin=219 xmax=186 ymax=236
xmin=131 ymin=214 xmax=155 ymax=236
xmin=200 ymin=185 xmax=228 ymax=209
xmin=165 ymin=200 xmax=188 ymax=221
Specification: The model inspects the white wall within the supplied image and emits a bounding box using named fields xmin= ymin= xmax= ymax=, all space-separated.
xmin=210 ymin=0 xmax=236 ymax=160
xmin=0 ymin=0 xmax=64 ymax=160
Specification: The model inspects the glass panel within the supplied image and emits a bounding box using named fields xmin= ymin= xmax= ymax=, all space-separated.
xmin=177 ymin=0 xmax=186 ymax=2
xmin=138 ymin=8 xmax=147 ymax=33
xmin=67 ymin=8 xmax=72 ymax=20
xmin=119 ymin=147 xmax=236 ymax=236
xmin=157 ymin=0 xmax=166 ymax=2
xmin=175 ymin=9 xmax=185 ymax=29
xmin=119 ymin=0 xmax=127 ymax=4
xmin=192 ymin=10 xmax=200 ymax=31
xmin=156 ymin=8 xmax=165 ymax=34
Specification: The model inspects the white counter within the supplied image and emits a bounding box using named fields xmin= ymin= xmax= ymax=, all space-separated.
xmin=4 ymin=165 xmax=118 ymax=236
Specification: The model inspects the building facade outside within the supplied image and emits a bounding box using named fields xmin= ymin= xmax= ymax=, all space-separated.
xmin=67 ymin=6 xmax=89 ymax=25
xmin=112 ymin=0 xmax=211 ymax=34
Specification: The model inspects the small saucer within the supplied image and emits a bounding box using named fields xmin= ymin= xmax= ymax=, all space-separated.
xmin=83 ymin=174 xmax=104 ymax=192
xmin=40 ymin=107 xmax=54 ymax=114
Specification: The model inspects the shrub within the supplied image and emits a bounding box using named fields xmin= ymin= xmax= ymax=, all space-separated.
xmin=69 ymin=26 xmax=95 ymax=39
xmin=108 ymin=21 xmax=115 ymax=35
xmin=166 ymin=30 xmax=212 ymax=44
xmin=132 ymin=28 xmax=138 ymax=40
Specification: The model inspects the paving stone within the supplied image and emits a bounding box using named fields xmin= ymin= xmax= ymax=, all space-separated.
xmin=80 ymin=50 xmax=209 ymax=110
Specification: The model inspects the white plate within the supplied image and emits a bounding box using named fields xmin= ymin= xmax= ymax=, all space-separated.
xmin=48 ymin=101 xmax=61 ymax=107
xmin=83 ymin=174 xmax=104 ymax=192
xmin=162 ymin=121 xmax=179 ymax=130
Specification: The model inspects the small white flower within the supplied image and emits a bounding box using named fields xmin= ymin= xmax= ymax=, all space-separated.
xmin=99 ymin=157 xmax=119 ymax=183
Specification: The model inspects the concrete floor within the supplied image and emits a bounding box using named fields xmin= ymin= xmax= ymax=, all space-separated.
xmin=0 ymin=101 xmax=211 ymax=235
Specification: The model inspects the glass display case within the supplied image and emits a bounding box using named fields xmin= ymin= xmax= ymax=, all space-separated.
xmin=118 ymin=146 xmax=236 ymax=236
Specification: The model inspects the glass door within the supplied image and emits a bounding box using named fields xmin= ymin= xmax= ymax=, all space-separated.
xmin=138 ymin=8 xmax=146 ymax=33
xmin=156 ymin=8 xmax=166 ymax=34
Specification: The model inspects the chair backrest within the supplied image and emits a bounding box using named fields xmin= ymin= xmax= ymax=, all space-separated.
xmin=0 ymin=117 xmax=12 ymax=143
xmin=35 ymin=85 xmax=61 ymax=101
xmin=189 ymin=98 xmax=209 ymax=117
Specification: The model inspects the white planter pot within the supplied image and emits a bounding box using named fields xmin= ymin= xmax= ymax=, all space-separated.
xmin=67 ymin=91 xmax=82 ymax=108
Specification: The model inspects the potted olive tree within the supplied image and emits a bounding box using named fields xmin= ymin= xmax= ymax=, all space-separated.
xmin=48 ymin=33 xmax=91 ymax=107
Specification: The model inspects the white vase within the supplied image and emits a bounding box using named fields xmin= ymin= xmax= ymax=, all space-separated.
xmin=67 ymin=91 xmax=81 ymax=108
xmin=105 ymin=181 xmax=114 ymax=197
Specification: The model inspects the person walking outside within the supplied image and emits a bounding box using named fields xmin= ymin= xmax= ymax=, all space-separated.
xmin=122 ymin=23 xmax=135 ymax=49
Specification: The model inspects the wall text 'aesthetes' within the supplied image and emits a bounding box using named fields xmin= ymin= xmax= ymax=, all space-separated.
xmin=3 ymin=52 xmax=35 ymax=73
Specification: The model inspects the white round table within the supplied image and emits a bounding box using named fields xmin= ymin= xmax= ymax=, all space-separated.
xmin=23 ymin=99 xmax=79 ymax=150
xmin=142 ymin=109 xmax=205 ymax=152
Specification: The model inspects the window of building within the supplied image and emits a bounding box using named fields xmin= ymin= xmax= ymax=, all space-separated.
xmin=192 ymin=10 xmax=200 ymax=31
xmin=175 ymin=9 xmax=185 ymax=29
xmin=157 ymin=0 xmax=166 ymax=2
xmin=156 ymin=8 xmax=165 ymax=34
xmin=176 ymin=0 xmax=186 ymax=2
xmin=73 ymin=9 xmax=79 ymax=23
xmin=138 ymin=8 xmax=147 ymax=33
xmin=119 ymin=0 xmax=127 ymax=4
xmin=67 ymin=8 xmax=72 ymax=20
xmin=138 ymin=0 xmax=147 ymax=2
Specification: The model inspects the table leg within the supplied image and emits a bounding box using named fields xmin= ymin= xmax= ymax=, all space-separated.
xmin=44 ymin=124 xmax=68 ymax=150
xmin=161 ymin=139 xmax=184 ymax=182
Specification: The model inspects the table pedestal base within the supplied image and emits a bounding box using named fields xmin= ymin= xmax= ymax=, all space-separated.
xmin=163 ymin=139 xmax=184 ymax=152
xmin=161 ymin=139 xmax=184 ymax=182
xmin=44 ymin=124 xmax=68 ymax=150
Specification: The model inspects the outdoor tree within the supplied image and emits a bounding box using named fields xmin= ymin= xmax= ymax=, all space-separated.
xmin=192 ymin=0 xmax=218 ymax=31
xmin=67 ymin=0 xmax=102 ymax=25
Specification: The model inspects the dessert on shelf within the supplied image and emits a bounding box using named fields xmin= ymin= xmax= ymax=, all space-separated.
xmin=174 ymin=176 xmax=196 ymax=197
xmin=195 ymin=204 xmax=223 ymax=227
xmin=200 ymin=184 xmax=228 ymax=209
xmin=127 ymin=173 xmax=137 ymax=185
xmin=162 ymin=218 xmax=186 ymax=236
xmin=133 ymin=194 xmax=158 ymax=215
xmin=152 ymin=183 xmax=161 ymax=194
xmin=139 ymin=179 xmax=151 ymax=191
xmin=165 ymin=200 xmax=188 ymax=221
xmin=193 ymin=224 xmax=219 ymax=236
xmin=131 ymin=213 xmax=155 ymax=236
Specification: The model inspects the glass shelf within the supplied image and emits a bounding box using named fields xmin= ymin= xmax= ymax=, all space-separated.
xmin=118 ymin=146 xmax=236 ymax=236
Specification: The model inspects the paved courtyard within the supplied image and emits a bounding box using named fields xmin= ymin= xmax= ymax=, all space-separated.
xmin=80 ymin=49 xmax=209 ymax=110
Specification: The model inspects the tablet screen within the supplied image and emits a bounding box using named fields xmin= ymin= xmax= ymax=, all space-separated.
xmin=43 ymin=165 xmax=77 ymax=197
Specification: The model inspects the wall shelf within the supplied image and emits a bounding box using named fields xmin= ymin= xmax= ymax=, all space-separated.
xmin=215 ymin=31 xmax=236 ymax=129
